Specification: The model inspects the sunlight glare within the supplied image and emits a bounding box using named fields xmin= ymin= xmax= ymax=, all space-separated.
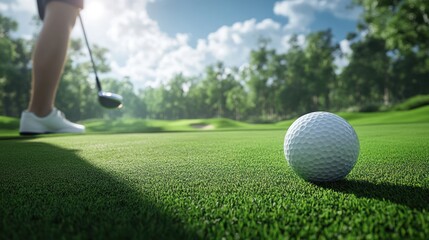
xmin=83 ymin=0 xmax=105 ymax=20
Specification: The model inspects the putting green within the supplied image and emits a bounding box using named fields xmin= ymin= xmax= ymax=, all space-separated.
xmin=1 ymin=122 xmax=428 ymax=239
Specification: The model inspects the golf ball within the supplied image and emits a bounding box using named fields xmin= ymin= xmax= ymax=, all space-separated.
xmin=284 ymin=112 xmax=359 ymax=182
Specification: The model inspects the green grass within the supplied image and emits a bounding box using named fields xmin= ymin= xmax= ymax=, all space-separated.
xmin=0 ymin=115 xmax=19 ymax=128
xmin=2 ymin=106 xmax=428 ymax=135
xmin=338 ymin=105 xmax=429 ymax=125
xmin=83 ymin=117 xmax=275 ymax=133
xmin=392 ymin=95 xmax=429 ymax=111
xmin=83 ymin=105 xmax=429 ymax=133
xmin=1 ymin=121 xmax=428 ymax=238
xmin=275 ymin=105 xmax=429 ymax=128
xmin=0 ymin=115 xmax=20 ymax=136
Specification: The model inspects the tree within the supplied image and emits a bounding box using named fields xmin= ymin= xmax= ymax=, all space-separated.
xmin=339 ymin=36 xmax=391 ymax=106
xmin=247 ymin=38 xmax=278 ymax=120
xmin=162 ymin=74 xmax=188 ymax=119
xmin=225 ymin=83 xmax=247 ymax=120
xmin=0 ymin=14 xmax=31 ymax=117
xmin=351 ymin=0 xmax=429 ymax=105
xmin=280 ymin=35 xmax=309 ymax=116
xmin=356 ymin=0 xmax=429 ymax=52
xmin=304 ymin=29 xmax=339 ymax=110
xmin=185 ymin=77 xmax=211 ymax=119
xmin=202 ymin=62 xmax=238 ymax=118
xmin=390 ymin=49 xmax=429 ymax=100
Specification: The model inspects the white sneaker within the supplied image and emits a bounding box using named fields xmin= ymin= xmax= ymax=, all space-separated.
xmin=19 ymin=108 xmax=85 ymax=135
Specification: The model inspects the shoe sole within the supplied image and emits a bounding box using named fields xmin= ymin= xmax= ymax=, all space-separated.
xmin=20 ymin=131 xmax=84 ymax=136
xmin=19 ymin=132 xmax=53 ymax=136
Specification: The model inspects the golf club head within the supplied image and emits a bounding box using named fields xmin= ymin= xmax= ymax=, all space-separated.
xmin=98 ymin=91 xmax=123 ymax=109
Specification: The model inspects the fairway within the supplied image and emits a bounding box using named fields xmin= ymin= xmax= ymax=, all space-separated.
xmin=1 ymin=123 xmax=428 ymax=239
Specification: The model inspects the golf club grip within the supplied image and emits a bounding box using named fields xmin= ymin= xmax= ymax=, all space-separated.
xmin=78 ymin=13 xmax=102 ymax=92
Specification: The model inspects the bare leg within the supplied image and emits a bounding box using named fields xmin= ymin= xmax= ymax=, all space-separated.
xmin=28 ymin=2 xmax=79 ymax=117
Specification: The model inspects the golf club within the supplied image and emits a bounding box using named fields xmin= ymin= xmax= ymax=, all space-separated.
xmin=78 ymin=13 xmax=123 ymax=109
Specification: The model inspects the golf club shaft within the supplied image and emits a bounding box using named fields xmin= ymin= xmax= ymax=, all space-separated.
xmin=78 ymin=13 xmax=102 ymax=92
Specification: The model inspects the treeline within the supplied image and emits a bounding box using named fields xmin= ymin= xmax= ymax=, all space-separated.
xmin=1 ymin=0 xmax=428 ymax=121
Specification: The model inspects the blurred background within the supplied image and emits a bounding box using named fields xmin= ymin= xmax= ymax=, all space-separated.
xmin=1 ymin=0 xmax=428 ymax=122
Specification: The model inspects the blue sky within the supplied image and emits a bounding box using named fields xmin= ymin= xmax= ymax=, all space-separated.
xmin=2 ymin=0 xmax=361 ymax=88
xmin=147 ymin=0 xmax=357 ymax=46
xmin=147 ymin=0 xmax=288 ymax=46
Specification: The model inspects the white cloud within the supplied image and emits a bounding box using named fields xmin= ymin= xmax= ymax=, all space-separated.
xmin=274 ymin=0 xmax=361 ymax=32
xmin=6 ymin=0 xmax=35 ymax=13
xmin=201 ymin=19 xmax=286 ymax=67
xmin=94 ymin=3 xmax=189 ymax=87
xmin=334 ymin=39 xmax=352 ymax=72
xmin=0 ymin=3 xmax=8 ymax=11
xmin=274 ymin=1 xmax=314 ymax=32
xmin=156 ymin=45 xmax=207 ymax=84
xmin=340 ymin=39 xmax=352 ymax=55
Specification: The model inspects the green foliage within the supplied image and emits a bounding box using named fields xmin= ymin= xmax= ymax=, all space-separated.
xmin=0 ymin=14 xmax=32 ymax=117
xmin=279 ymin=36 xmax=308 ymax=116
xmin=162 ymin=74 xmax=192 ymax=119
xmin=390 ymin=50 xmax=429 ymax=99
xmin=358 ymin=103 xmax=381 ymax=112
xmin=351 ymin=1 xmax=429 ymax=106
xmin=247 ymin=40 xmax=277 ymax=118
xmin=304 ymin=29 xmax=338 ymax=110
xmin=356 ymin=0 xmax=429 ymax=52
xmin=244 ymin=30 xmax=338 ymax=120
xmin=0 ymin=14 xmax=18 ymax=37
xmin=1 ymin=123 xmax=428 ymax=239
xmin=339 ymin=36 xmax=390 ymax=107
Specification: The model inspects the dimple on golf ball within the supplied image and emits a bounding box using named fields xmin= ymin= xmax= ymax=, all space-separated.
xmin=284 ymin=112 xmax=359 ymax=182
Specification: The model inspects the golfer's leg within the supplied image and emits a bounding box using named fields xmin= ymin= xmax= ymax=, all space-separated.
xmin=28 ymin=1 xmax=79 ymax=117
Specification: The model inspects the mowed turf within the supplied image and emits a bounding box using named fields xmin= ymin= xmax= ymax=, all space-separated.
xmin=82 ymin=106 xmax=429 ymax=133
xmin=1 ymin=121 xmax=428 ymax=239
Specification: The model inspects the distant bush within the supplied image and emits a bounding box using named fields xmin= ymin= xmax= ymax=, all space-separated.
xmin=359 ymin=103 xmax=380 ymax=113
xmin=393 ymin=95 xmax=429 ymax=111
xmin=247 ymin=117 xmax=280 ymax=124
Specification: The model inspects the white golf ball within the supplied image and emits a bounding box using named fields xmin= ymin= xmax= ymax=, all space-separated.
xmin=284 ymin=112 xmax=359 ymax=182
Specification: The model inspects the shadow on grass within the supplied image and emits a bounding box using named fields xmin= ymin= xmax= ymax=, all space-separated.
xmin=315 ymin=180 xmax=429 ymax=210
xmin=0 ymin=139 xmax=195 ymax=239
